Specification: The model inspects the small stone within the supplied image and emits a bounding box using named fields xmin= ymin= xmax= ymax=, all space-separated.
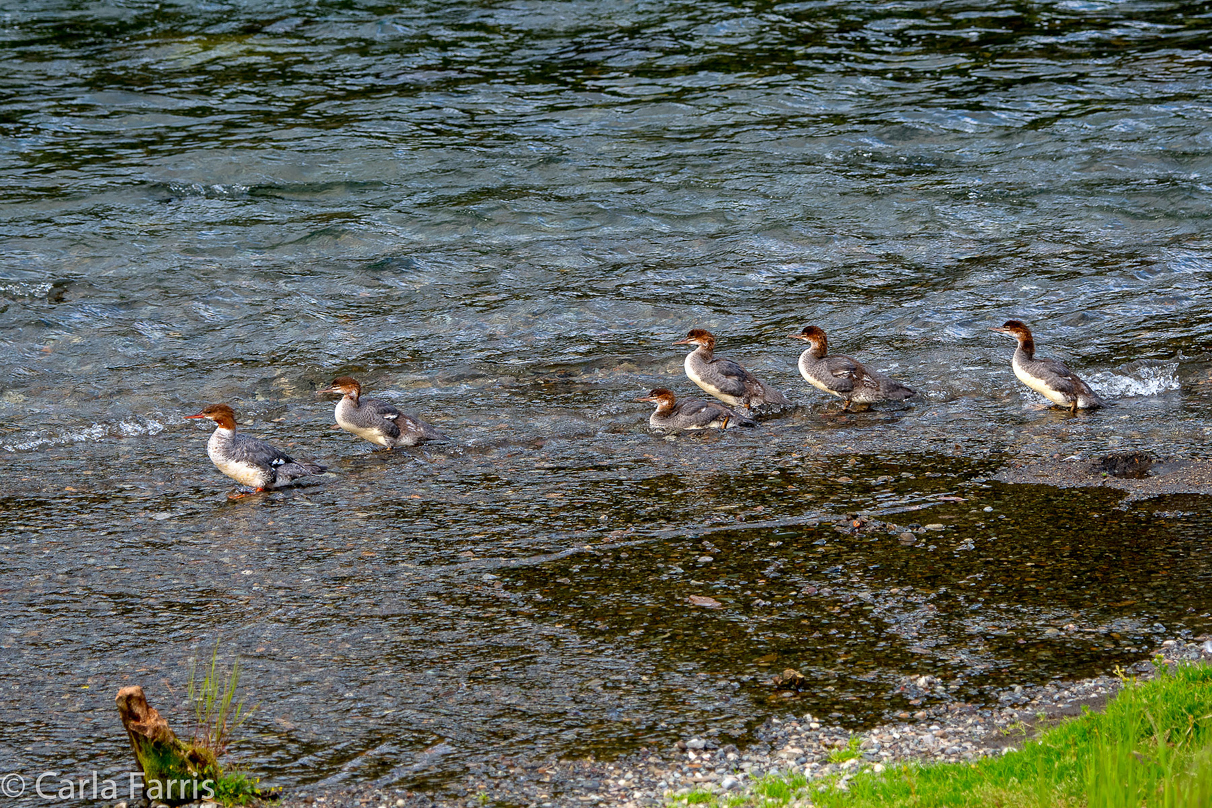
xmin=925 ymin=523 xmax=945 ymax=530
xmin=687 ymin=738 xmax=707 ymax=750
xmin=696 ymin=556 xmax=713 ymax=564
xmin=397 ymin=800 xmax=406 ymax=808
xmin=872 ymin=763 xmax=885 ymax=773
xmin=720 ymin=775 xmax=740 ymax=790
xmin=983 ymin=506 xmax=993 ymax=512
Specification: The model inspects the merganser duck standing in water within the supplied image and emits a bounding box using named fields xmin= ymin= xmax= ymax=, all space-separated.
xmin=318 ymin=376 xmax=448 ymax=449
xmin=991 ymin=320 xmax=1103 ymax=413
xmin=636 ymin=388 xmax=758 ymax=431
xmin=185 ymin=404 xmax=326 ymax=497
xmin=674 ymin=329 xmax=790 ymax=412
xmin=790 ymin=325 xmax=916 ymax=411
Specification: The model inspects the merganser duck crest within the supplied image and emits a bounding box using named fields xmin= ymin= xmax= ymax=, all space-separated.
xmin=674 ymin=329 xmax=789 ymax=411
xmin=636 ymin=388 xmax=758 ymax=431
xmin=318 ymin=376 xmax=448 ymax=448
xmin=789 ymin=326 xmax=916 ymax=411
xmin=185 ymin=404 xmax=326 ymax=494
xmin=990 ymin=320 xmax=1103 ymax=413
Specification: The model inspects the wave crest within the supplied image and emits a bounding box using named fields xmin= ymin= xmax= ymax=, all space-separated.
xmin=3 ymin=418 xmax=166 ymax=452
xmin=1088 ymin=360 xmax=1181 ymax=398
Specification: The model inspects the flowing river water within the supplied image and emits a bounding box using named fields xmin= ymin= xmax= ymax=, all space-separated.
xmin=3 ymin=0 xmax=1212 ymax=799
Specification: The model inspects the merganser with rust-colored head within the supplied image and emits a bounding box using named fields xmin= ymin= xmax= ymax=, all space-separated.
xmin=318 ymin=376 xmax=448 ymax=449
xmin=674 ymin=329 xmax=789 ymax=411
xmin=789 ymin=326 xmax=916 ymax=411
xmin=185 ymin=404 xmax=327 ymax=496
xmin=990 ymin=320 xmax=1103 ymax=413
xmin=635 ymin=388 xmax=758 ymax=431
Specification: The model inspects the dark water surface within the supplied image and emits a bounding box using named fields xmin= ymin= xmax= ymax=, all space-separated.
xmin=3 ymin=0 xmax=1212 ymax=797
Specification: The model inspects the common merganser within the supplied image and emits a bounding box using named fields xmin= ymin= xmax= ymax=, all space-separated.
xmin=674 ymin=329 xmax=790 ymax=411
xmin=636 ymin=388 xmax=759 ymax=431
xmin=185 ymin=404 xmax=326 ymax=496
xmin=991 ymin=320 xmax=1103 ymax=413
xmin=318 ymin=376 xmax=448 ymax=448
xmin=789 ymin=326 xmax=916 ymax=411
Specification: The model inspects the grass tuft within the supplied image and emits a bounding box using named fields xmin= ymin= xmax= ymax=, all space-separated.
xmin=212 ymin=769 xmax=279 ymax=805
xmin=827 ymin=736 xmax=863 ymax=764
xmin=187 ymin=639 xmax=256 ymax=759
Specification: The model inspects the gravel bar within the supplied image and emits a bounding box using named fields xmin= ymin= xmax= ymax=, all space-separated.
xmin=119 ymin=637 xmax=1211 ymax=808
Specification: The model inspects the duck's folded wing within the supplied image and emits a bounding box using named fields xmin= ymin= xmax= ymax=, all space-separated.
xmin=230 ymin=433 xmax=296 ymax=468
xmin=819 ymin=356 xmax=864 ymax=393
xmin=231 ymin=433 xmax=324 ymax=482
xmin=676 ymin=399 xmax=731 ymax=427
xmin=1034 ymin=358 xmax=1080 ymax=396
xmin=398 ymin=413 xmax=448 ymax=442
xmin=365 ymin=397 xmax=404 ymax=440
xmin=705 ymin=356 xmax=756 ymax=398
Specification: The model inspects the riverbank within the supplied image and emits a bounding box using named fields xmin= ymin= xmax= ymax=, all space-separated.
xmin=249 ymin=636 xmax=1211 ymax=808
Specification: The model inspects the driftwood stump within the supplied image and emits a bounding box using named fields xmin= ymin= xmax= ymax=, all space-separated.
xmin=116 ymin=685 xmax=220 ymax=805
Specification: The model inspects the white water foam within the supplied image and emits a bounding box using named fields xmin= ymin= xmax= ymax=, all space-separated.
xmin=0 ymin=281 xmax=54 ymax=298
xmin=3 ymin=418 xmax=166 ymax=452
xmin=1088 ymin=360 xmax=1181 ymax=398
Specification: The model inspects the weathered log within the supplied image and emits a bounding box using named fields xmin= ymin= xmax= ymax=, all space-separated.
xmin=116 ymin=685 xmax=220 ymax=805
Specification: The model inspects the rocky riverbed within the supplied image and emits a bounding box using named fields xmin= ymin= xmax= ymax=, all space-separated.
xmin=994 ymin=452 xmax=1212 ymax=503
xmin=209 ymin=637 xmax=1212 ymax=808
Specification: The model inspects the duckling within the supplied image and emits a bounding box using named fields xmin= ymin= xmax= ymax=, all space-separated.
xmin=991 ymin=320 xmax=1103 ymax=413
xmin=636 ymin=388 xmax=758 ymax=431
xmin=789 ymin=326 xmax=916 ymax=411
xmin=675 ymin=329 xmax=789 ymax=411
xmin=318 ymin=376 xmax=448 ymax=448
xmin=185 ymin=404 xmax=326 ymax=497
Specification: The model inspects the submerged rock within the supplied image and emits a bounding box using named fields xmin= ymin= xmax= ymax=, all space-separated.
xmin=1097 ymin=452 xmax=1154 ymax=479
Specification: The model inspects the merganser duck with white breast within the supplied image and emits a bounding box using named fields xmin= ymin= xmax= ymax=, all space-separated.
xmin=185 ymin=404 xmax=326 ymax=496
xmin=790 ymin=325 xmax=916 ymax=411
xmin=674 ymin=329 xmax=789 ymax=411
xmin=636 ymin=388 xmax=758 ymax=431
xmin=991 ymin=320 xmax=1103 ymax=413
xmin=318 ymin=376 xmax=448 ymax=449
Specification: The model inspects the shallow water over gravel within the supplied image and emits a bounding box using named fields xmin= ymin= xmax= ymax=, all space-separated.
xmin=3 ymin=0 xmax=1212 ymax=797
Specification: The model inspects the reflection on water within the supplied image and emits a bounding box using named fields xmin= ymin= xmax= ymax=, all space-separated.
xmin=3 ymin=0 xmax=1212 ymax=795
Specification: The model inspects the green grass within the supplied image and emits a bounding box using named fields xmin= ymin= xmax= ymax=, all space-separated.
xmin=184 ymin=642 xmax=266 ymax=806
xmin=665 ymin=661 xmax=1212 ymax=808
xmin=187 ymin=640 xmax=255 ymax=759
xmin=211 ymin=770 xmax=279 ymax=805
xmin=827 ymin=736 xmax=863 ymax=764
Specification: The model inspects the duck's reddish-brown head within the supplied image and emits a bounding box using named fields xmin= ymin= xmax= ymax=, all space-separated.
xmin=635 ymin=388 xmax=677 ymax=408
xmin=789 ymin=325 xmax=828 ymax=352
xmin=184 ymin=403 xmax=237 ymax=430
xmin=318 ymin=376 xmax=363 ymax=400
xmin=990 ymin=319 xmax=1033 ymax=341
xmin=673 ymin=328 xmax=716 ymax=348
